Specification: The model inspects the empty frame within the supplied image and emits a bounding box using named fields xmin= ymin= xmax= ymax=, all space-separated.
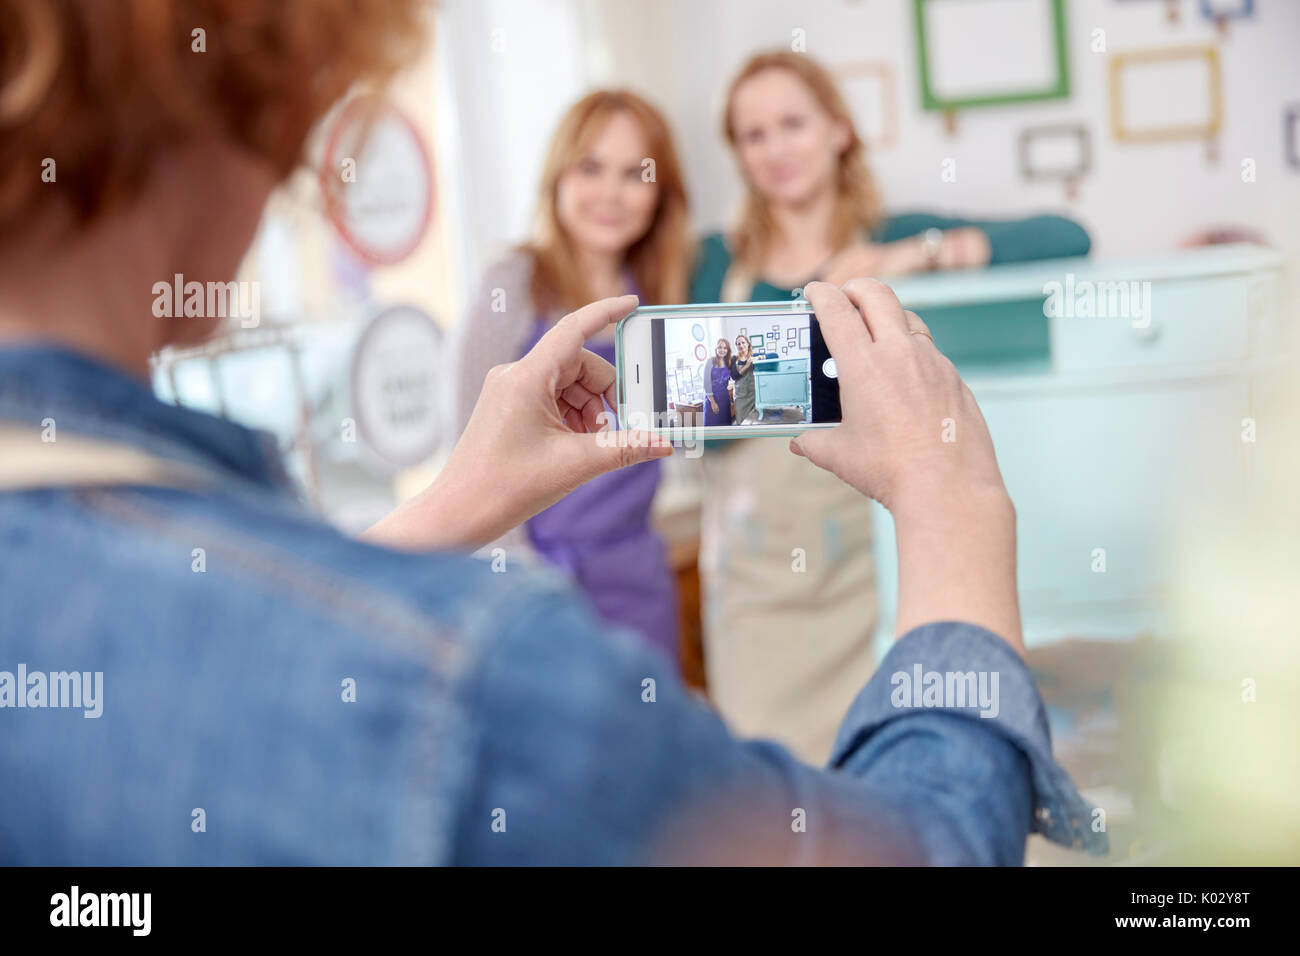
xmin=836 ymin=61 xmax=899 ymax=150
xmin=914 ymin=0 xmax=1069 ymax=111
xmin=1020 ymin=124 xmax=1091 ymax=195
xmin=1109 ymin=46 xmax=1222 ymax=144
xmin=1199 ymin=0 xmax=1254 ymax=21
xmin=1115 ymin=0 xmax=1181 ymax=26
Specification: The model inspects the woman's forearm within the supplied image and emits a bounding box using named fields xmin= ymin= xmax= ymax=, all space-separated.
xmin=890 ymin=482 xmax=1023 ymax=655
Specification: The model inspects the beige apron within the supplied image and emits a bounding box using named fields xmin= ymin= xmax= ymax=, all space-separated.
xmin=699 ymin=265 xmax=879 ymax=764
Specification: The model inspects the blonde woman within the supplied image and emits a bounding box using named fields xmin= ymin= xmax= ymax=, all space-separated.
xmin=452 ymin=90 xmax=689 ymax=661
xmin=692 ymin=51 xmax=1091 ymax=762
xmin=730 ymin=334 xmax=757 ymax=425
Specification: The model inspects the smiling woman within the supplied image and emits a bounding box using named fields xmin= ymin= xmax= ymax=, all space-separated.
xmin=449 ymin=89 xmax=690 ymax=661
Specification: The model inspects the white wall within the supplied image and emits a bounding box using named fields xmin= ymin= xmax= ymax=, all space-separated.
xmin=440 ymin=0 xmax=1300 ymax=293
xmin=436 ymin=0 xmax=590 ymax=288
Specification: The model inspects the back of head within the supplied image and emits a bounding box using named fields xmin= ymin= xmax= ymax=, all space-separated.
xmin=0 ymin=0 xmax=430 ymax=252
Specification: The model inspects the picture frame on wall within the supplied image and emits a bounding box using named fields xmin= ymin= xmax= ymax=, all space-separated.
xmin=913 ymin=0 xmax=1069 ymax=112
xmin=1019 ymin=123 xmax=1092 ymax=198
xmin=1198 ymin=0 xmax=1255 ymax=25
xmin=835 ymin=60 xmax=900 ymax=150
xmin=1109 ymin=46 xmax=1222 ymax=145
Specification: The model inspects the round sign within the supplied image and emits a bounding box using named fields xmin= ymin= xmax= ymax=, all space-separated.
xmin=691 ymin=323 xmax=705 ymax=342
xmin=694 ymin=344 xmax=707 ymax=362
xmin=350 ymin=305 xmax=444 ymax=466
xmin=322 ymin=97 xmax=434 ymax=267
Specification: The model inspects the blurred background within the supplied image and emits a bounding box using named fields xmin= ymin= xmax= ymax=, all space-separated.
xmin=154 ymin=0 xmax=1299 ymax=865
xmin=443 ymin=0 xmax=1299 ymax=272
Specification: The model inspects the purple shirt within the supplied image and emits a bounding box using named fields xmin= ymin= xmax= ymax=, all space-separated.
xmin=706 ymin=362 xmax=731 ymax=426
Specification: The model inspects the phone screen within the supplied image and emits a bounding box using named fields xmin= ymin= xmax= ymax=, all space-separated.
xmin=650 ymin=311 xmax=840 ymax=427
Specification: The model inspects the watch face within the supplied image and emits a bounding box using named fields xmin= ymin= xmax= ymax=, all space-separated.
xmin=921 ymin=228 xmax=943 ymax=267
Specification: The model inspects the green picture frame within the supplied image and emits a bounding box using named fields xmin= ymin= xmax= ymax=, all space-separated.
xmin=913 ymin=0 xmax=1069 ymax=111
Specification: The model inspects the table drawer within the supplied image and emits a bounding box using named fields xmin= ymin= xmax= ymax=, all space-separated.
xmin=1051 ymin=277 xmax=1249 ymax=372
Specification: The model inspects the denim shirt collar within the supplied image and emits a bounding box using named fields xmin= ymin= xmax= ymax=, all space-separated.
xmin=0 ymin=344 xmax=291 ymax=490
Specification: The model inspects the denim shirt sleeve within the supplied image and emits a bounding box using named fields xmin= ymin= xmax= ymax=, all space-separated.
xmin=450 ymin=580 xmax=1106 ymax=865
xmin=830 ymin=622 xmax=1108 ymax=858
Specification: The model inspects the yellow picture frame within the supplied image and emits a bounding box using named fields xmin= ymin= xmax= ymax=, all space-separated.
xmin=1109 ymin=46 xmax=1222 ymax=143
xmin=835 ymin=61 xmax=900 ymax=151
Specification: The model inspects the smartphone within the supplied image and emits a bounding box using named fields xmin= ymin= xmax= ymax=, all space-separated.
xmin=615 ymin=301 xmax=841 ymax=440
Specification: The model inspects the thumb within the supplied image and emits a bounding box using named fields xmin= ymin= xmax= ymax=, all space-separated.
xmin=789 ymin=430 xmax=836 ymax=471
xmin=570 ymin=429 xmax=672 ymax=480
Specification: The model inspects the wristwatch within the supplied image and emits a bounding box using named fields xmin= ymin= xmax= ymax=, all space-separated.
xmin=919 ymin=227 xmax=944 ymax=270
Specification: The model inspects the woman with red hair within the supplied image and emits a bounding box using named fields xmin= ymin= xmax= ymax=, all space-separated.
xmin=451 ymin=89 xmax=690 ymax=661
xmin=0 ymin=3 xmax=1101 ymax=866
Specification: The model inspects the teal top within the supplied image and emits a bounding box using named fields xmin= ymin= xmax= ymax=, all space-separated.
xmin=688 ymin=212 xmax=1091 ymax=304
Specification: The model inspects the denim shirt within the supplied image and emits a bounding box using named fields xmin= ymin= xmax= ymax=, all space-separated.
xmin=0 ymin=346 xmax=1106 ymax=864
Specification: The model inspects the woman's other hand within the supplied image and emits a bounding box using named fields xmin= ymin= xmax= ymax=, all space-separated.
xmin=790 ymin=279 xmax=1022 ymax=652
xmin=819 ymin=242 xmax=887 ymax=285
xmin=820 ymin=229 xmax=992 ymax=284
xmin=928 ymin=227 xmax=991 ymax=270
xmin=363 ymin=294 xmax=671 ymax=553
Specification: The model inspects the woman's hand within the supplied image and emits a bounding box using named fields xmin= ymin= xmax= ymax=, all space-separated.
xmin=926 ymin=227 xmax=991 ymax=270
xmin=820 ymin=229 xmax=992 ymax=284
xmin=820 ymin=242 xmax=887 ymax=286
xmin=363 ymin=294 xmax=671 ymax=553
xmin=791 ymin=279 xmax=1004 ymax=510
xmin=791 ymin=279 xmax=1022 ymax=652
xmin=709 ymin=397 xmax=720 ymax=414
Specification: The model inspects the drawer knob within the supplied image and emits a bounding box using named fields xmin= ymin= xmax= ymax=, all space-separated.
xmin=1132 ymin=321 xmax=1161 ymax=344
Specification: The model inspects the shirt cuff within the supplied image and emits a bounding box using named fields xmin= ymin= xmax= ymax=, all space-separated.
xmin=829 ymin=621 xmax=1108 ymax=855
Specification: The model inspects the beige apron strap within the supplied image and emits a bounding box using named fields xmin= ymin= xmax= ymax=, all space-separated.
xmin=0 ymin=426 xmax=210 ymax=492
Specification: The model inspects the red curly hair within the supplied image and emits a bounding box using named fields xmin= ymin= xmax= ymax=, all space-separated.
xmin=0 ymin=0 xmax=430 ymax=238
